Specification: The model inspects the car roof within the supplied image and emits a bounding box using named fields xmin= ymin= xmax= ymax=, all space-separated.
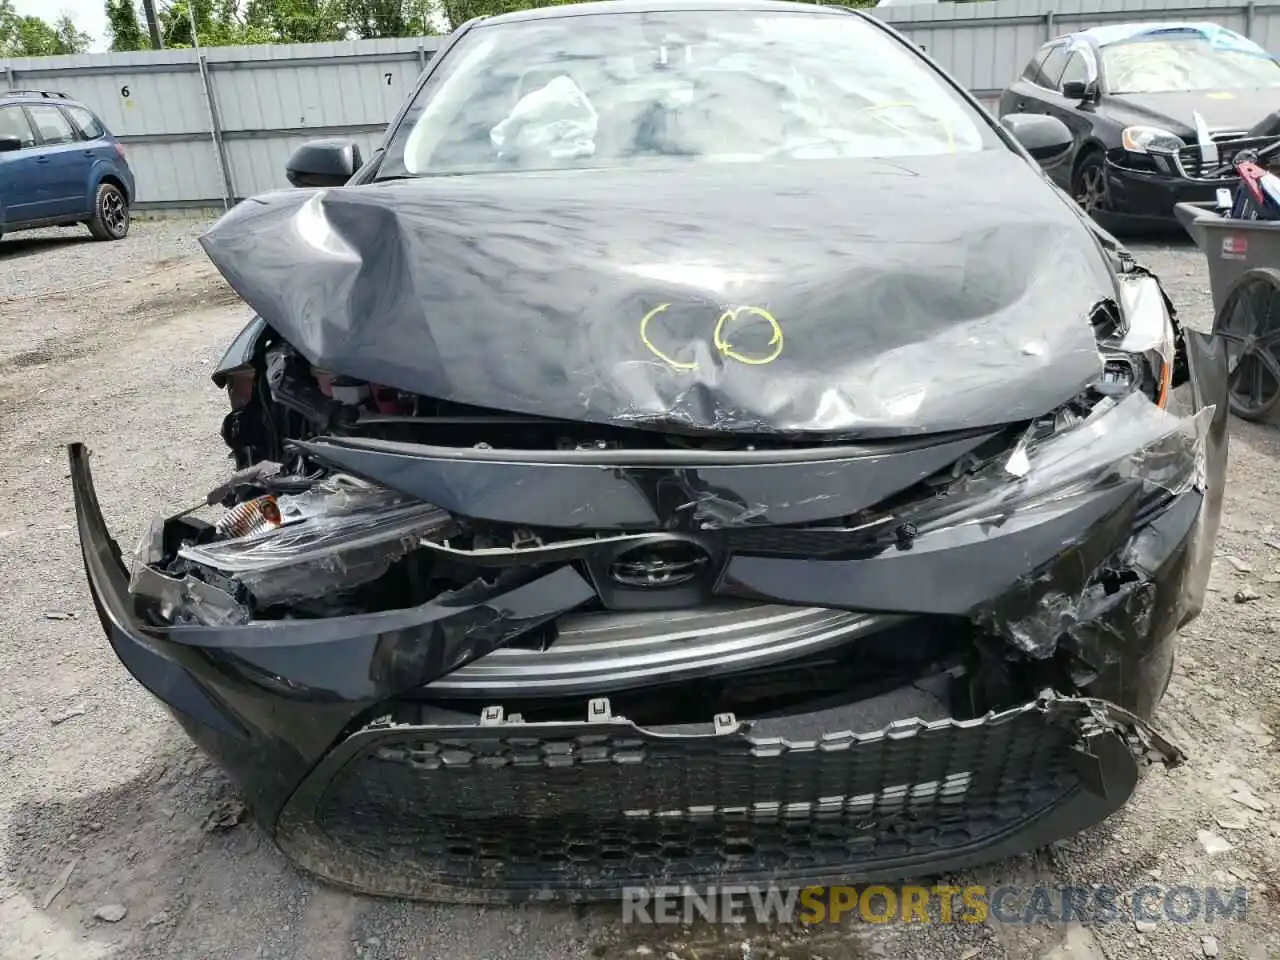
xmin=478 ymin=0 xmax=856 ymax=26
xmin=0 ymin=89 xmax=84 ymax=107
xmin=1065 ymin=21 xmax=1257 ymax=49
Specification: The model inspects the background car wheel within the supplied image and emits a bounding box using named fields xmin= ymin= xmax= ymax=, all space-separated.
xmin=1214 ymin=267 xmax=1280 ymax=422
xmin=1071 ymin=151 xmax=1109 ymax=218
xmin=88 ymin=183 xmax=130 ymax=241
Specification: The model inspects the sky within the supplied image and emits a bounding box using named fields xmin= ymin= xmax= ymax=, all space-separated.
xmin=14 ymin=0 xmax=110 ymax=52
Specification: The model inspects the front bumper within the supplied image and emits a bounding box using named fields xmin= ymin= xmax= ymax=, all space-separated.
xmin=70 ymin=334 xmax=1230 ymax=902
xmin=1105 ymin=157 xmax=1232 ymax=224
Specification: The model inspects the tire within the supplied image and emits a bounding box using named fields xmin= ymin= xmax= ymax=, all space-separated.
xmin=1070 ymin=150 xmax=1109 ymax=219
xmin=1213 ymin=267 xmax=1280 ymax=422
xmin=87 ymin=182 xmax=130 ymax=241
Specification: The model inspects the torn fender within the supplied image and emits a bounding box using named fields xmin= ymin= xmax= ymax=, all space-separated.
xmin=968 ymin=329 xmax=1229 ymax=660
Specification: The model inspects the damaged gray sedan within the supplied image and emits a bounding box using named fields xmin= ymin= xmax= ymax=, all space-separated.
xmin=70 ymin=0 xmax=1228 ymax=902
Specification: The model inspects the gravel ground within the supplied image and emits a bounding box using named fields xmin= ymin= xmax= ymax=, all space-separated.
xmin=0 ymin=222 xmax=1278 ymax=960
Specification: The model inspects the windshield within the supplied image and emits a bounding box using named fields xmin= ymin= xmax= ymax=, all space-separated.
xmin=1102 ymin=33 xmax=1280 ymax=94
xmin=379 ymin=10 xmax=995 ymax=178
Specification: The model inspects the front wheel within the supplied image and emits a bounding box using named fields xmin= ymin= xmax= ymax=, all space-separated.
xmin=88 ymin=183 xmax=130 ymax=241
xmin=1071 ymin=151 xmax=1110 ymax=218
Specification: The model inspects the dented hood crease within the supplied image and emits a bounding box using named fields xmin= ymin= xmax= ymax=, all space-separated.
xmin=200 ymin=150 xmax=1110 ymax=436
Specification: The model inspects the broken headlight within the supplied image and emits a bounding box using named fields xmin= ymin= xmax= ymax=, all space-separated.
xmin=176 ymin=475 xmax=454 ymax=607
xmin=128 ymin=474 xmax=456 ymax=627
xmin=1096 ymin=275 xmax=1176 ymax=409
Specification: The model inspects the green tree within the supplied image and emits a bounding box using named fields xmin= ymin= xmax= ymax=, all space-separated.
xmin=5 ymin=14 xmax=90 ymax=55
xmin=438 ymin=0 xmax=501 ymax=32
xmin=106 ymin=0 xmax=148 ymax=50
xmin=161 ymin=0 xmax=287 ymax=46
xmin=0 ymin=0 xmax=20 ymax=54
xmin=245 ymin=0 xmax=345 ymax=44
xmin=344 ymin=0 xmax=434 ymax=38
xmin=52 ymin=13 xmax=92 ymax=51
xmin=12 ymin=17 xmax=63 ymax=55
xmin=159 ymin=0 xmax=225 ymax=46
xmin=0 ymin=1 xmax=93 ymax=56
xmin=154 ymin=0 xmax=439 ymax=46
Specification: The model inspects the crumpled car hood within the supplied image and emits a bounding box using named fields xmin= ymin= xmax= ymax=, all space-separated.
xmin=200 ymin=149 xmax=1111 ymax=437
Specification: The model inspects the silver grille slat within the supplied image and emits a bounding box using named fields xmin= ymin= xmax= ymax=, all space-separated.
xmin=429 ymin=602 xmax=901 ymax=696
xmin=1174 ymin=131 xmax=1274 ymax=180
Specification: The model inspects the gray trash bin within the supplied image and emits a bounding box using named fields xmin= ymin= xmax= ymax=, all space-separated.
xmin=1175 ymin=200 xmax=1280 ymax=421
xmin=1175 ymin=200 xmax=1280 ymax=313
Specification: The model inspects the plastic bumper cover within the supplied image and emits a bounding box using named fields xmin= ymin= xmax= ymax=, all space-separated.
xmin=1105 ymin=157 xmax=1230 ymax=222
xmin=68 ymin=333 xmax=1228 ymax=901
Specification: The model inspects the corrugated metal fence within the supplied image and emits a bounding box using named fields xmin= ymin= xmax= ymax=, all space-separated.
xmin=3 ymin=0 xmax=1278 ymax=210
xmin=2 ymin=37 xmax=438 ymax=210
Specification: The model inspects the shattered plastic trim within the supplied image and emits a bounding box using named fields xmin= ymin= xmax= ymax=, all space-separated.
xmin=347 ymin=687 xmax=1186 ymax=766
xmin=966 ymin=330 xmax=1227 ymax=659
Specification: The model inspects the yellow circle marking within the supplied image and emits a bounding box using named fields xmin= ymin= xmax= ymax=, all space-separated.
xmin=639 ymin=303 xmax=785 ymax=370
xmin=639 ymin=302 xmax=698 ymax=371
xmin=713 ymin=305 xmax=784 ymax=365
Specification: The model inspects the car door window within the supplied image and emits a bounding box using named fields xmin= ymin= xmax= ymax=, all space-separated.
xmin=64 ymin=105 xmax=105 ymax=140
xmin=25 ymin=104 xmax=78 ymax=145
xmin=1059 ymin=51 xmax=1090 ymax=90
xmin=1038 ymin=46 xmax=1070 ymax=90
xmin=1022 ymin=47 xmax=1053 ymax=84
xmin=0 ymin=105 xmax=37 ymax=148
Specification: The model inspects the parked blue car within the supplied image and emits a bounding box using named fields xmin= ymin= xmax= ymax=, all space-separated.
xmin=0 ymin=89 xmax=136 ymax=242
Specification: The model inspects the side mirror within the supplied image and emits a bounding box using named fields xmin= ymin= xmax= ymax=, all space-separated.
xmin=1061 ymin=79 xmax=1099 ymax=103
xmin=0 ymin=135 xmax=21 ymax=153
xmin=1001 ymin=113 xmax=1074 ymax=166
xmin=285 ymin=138 xmax=363 ymax=188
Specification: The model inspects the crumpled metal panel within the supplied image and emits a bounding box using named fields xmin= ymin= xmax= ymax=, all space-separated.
xmin=199 ymin=149 xmax=1110 ymax=436
xmin=293 ymin=428 xmax=998 ymax=529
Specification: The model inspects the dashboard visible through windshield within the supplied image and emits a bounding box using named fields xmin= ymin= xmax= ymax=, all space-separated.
xmin=377 ymin=10 xmax=998 ymax=178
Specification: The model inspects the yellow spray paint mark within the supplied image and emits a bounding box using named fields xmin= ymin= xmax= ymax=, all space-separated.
xmin=1206 ymin=91 xmax=1236 ymax=99
xmin=640 ymin=303 xmax=784 ymax=371
xmin=713 ymin=305 xmax=784 ymax=365
xmin=639 ymin=303 xmax=698 ymax=371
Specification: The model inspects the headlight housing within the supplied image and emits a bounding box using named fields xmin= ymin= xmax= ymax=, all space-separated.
xmin=1097 ymin=274 xmax=1176 ymax=408
xmin=1121 ymin=125 xmax=1183 ymax=155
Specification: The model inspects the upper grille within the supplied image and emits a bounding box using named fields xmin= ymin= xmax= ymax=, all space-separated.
xmin=427 ymin=601 xmax=896 ymax=697
xmin=1174 ymin=133 xmax=1280 ymax=180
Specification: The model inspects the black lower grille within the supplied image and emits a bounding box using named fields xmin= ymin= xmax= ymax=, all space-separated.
xmin=291 ymin=702 xmax=1087 ymax=899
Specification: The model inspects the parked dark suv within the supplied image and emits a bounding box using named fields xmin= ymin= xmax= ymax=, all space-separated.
xmin=998 ymin=22 xmax=1280 ymax=226
xmin=0 ymin=89 xmax=136 ymax=242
